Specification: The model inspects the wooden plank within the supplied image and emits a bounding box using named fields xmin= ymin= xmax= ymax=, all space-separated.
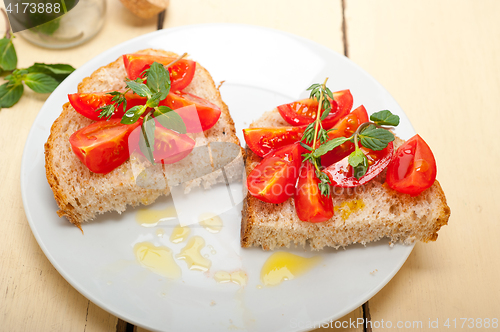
xmin=346 ymin=0 xmax=500 ymax=329
xmin=0 ymin=0 xmax=157 ymax=331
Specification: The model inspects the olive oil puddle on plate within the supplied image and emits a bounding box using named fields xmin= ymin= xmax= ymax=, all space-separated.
xmin=133 ymin=242 xmax=181 ymax=279
xmin=260 ymin=252 xmax=322 ymax=286
xmin=134 ymin=208 xmax=320 ymax=290
xmin=176 ymin=236 xmax=212 ymax=271
xmin=214 ymin=270 xmax=248 ymax=286
xmin=135 ymin=206 xmax=177 ymax=227
xmin=170 ymin=225 xmax=190 ymax=243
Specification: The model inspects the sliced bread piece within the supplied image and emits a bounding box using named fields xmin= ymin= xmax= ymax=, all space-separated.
xmin=241 ymin=109 xmax=451 ymax=250
xmin=45 ymin=49 xmax=243 ymax=227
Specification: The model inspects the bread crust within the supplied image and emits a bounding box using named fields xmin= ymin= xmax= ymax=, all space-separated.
xmin=241 ymin=112 xmax=451 ymax=250
xmin=45 ymin=49 xmax=242 ymax=227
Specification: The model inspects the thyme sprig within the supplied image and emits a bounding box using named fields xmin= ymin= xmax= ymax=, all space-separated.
xmin=300 ymin=78 xmax=333 ymax=197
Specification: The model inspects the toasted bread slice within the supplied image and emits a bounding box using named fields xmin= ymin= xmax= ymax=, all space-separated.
xmin=241 ymin=109 xmax=451 ymax=250
xmin=45 ymin=49 xmax=242 ymax=226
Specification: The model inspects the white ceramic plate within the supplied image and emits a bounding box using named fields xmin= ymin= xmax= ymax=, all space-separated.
xmin=21 ymin=24 xmax=415 ymax=332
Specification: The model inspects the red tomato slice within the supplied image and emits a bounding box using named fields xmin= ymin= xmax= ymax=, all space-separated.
xmin=320 ymin=105 xmax=369 ymax=167
xmin=129 ymin=121 xmax=195 ymax=164
xmin=68 ymin=91 xmax=146 ymax=121
xmin=243 ymin=126 xmax=306 ymax=157
xmin=277 ymin=89 xmax=353 ymax=129
xmin=160 ymin=91 xmax=221 ymax=132
xmin=386 ymin=134 xmax=437 ymax=196
xmin=69 ymin=119 xmax=141 ymax=174
xmin=246 ymin=142 xmax=304 ymax=204
xmin=123 ymin=54 xmax=196 ymax=91
xmin=323 ymin=142 xmax=394 ymax=188
xmin=294 ymin=161 xmax=334 ymax=222
xmin=332 ymin=89 xmax=354 ymax=117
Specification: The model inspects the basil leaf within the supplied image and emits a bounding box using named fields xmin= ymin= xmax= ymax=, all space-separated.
xmin=153 ymin=106 xmax=174 ymax=118
xmin=146 ymin=62 xmax=170 ymax=100
xmin=370 ymin=110 xmax=400 ymax=126
xmin=126 ymin=80 xmax=152 ymax=98
xmin=146 ymin=91 xmax=162 ymax=108
xmin=0 ymin=83 xmax=23 ymax=108
xmin=24 ymin=73 xmax=59 ymax=93
xmin=0 ymin=38 xmax=17 ymax=71
xmin=312 ymin=136 xmax=350 ymax=158
xmin=156 ymin=105 xmax=173 ymax=113
xmin=139 ymin=117 xmax=156 ymax=164
xmin=154 ymin=107 xmax=186 ymax=134
xmin=27 ymin=63 xmax=76 ymax=83
xmin=121 ymin=105 xmax=145 ymax=124
xmin=359 ymin=125 xmax=395 ymax=151
xmin=5 ymin=69 xmax=28 ymax=84
xmin=348 ymin=149 xmax=366 ymax=168
xmin=350 ymin=150 xmax=368 ymax=180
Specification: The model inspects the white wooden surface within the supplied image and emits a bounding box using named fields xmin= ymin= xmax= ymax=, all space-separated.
xmin=4 ymin=1 xmax=494 ymax=331
xmin=346 ymin=0 xmax=500 ymax=330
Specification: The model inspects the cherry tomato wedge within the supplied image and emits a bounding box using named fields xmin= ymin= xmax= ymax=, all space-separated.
xmin=323 ymin=142 xmax=394 ymax=188
xmin=321 ymin=105 xmax=369 ymax=167
xmin=129 ymin=121 xmax=195 ymax=164
xmin=332 ymin=89 xmax=354 ymax=117
xmin=247 ymin=142 xmax=304 ymax=204
xmin=123 ymin=54 xmax=196 ymax=91
xmin=69 ymin=119 xmax=141 ymax=174
xmin=294 ymin=161 xmax=334 ymax=222
xmin=277 ymin=89 xmax=353 ymax=129
xmin=160 ymin=91 xmax=221 ymax=132
xmin=386 ymin=134 xmax=437 ymax=196
xmin=68 ymin=91 xmax=146 ymax=121
xmin=243 ymin=126 xmax=306 ymax=157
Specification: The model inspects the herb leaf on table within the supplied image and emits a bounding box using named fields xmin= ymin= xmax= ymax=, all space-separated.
xmin=0 ymin=9 xmax=75 ymax=108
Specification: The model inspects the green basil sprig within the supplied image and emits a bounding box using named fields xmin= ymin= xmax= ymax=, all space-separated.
xmin=0 ymin=10 xmax=75 ymax=108
xmin=0 ymin=64 xmax=75 ymax=108
xmin=99 ymin=59 xmax=188 ymax=164
xmin=311 ymin=109 xmax=400 ymax=180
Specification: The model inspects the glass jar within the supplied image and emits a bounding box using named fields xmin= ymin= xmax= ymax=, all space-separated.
xmin=18 ymin=0 xmax=106 ymax=49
